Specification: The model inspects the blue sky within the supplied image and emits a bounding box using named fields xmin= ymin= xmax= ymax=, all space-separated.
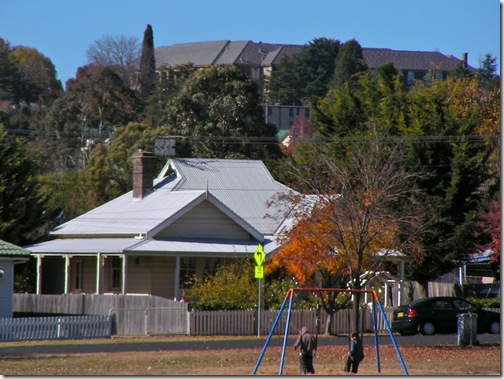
xmin=1 ymin=0 xmax=501 ymax=86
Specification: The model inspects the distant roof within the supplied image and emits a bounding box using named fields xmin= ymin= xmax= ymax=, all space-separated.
xmin=0 ymin=239 xmax=31 ymax=257
xmin=362 ymin=48 xmax=473 ymax=72
xmin=153 ymin=40 xmax=473 ymax=72
xmin=153 ymin=40 xmax=303 ymax=69
xmin=154 ymin=40 xmax=249 ymax=68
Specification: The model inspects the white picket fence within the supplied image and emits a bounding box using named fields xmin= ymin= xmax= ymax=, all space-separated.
xmin=0 ymin=315 xmax=111 ymax=342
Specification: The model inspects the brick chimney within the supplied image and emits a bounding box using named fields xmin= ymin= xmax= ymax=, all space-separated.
xmin=132 ymin=149 xmax=157 ymax=199
xmin=462 ymin=52 xmax=468 ymax=68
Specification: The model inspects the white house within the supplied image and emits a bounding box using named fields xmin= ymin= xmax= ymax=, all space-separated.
xmin=26 ymin=153 xmax=298 ymax=300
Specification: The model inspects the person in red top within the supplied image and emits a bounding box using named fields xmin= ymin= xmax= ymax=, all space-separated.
xmin=293 ymin=326 xmax=317 ymax=374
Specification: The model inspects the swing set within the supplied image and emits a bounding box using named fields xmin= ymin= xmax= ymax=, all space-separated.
xmin=252 ymin=287 xmax=409 ymax=375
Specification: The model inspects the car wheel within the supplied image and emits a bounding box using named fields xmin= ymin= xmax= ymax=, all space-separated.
xmin=489 ymin=321 xmax=500 ymax=334
xmin=420 ymin=321 xmax=435 ymax=335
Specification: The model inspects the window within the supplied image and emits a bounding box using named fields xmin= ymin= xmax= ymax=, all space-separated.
xmin=432 ymin=299 xmax=451 ymax=310
xmin=406 ymin=71 xmax=415 ymax=85
xmin=204 ymin=258 xmax=221 ymax=279
xmin=179 ymin=257 xmax=196 ymax=290
xmin=74 ymin=260 xmax=83 ymax=290
xmin=453 ymin=299 xmax=476 ymax=312
xmin=110 ymin=257 xmax=121 ymax=290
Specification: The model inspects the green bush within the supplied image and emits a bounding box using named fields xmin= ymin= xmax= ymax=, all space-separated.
xmin=466 ymin=297 xmax=500 ymax=309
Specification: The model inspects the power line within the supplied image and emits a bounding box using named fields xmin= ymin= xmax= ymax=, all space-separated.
xmin=5 ymin=128 xmax=500 ymax=145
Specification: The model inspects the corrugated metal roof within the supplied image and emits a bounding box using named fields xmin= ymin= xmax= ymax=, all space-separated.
xmin=129 ymin=238 xmax=259 ymax=255
xmin=166 ymin=159 xmax=296 ymax=235
xmin=26 ymin=237 xmax=280 ymax=256
xmin=0 ymin=239 xmax=31 ymax=256
xmin=50 ymin=159 xmax=296 ymax=239
xmin=26 ymin=238 xmax=143 ymax=253
xmin=52 ymin=190 xmax=206 ymax=236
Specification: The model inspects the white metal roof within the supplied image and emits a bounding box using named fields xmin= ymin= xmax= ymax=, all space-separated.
xmin=26 ymin=238 xmax=142 ymax=254
xmin=25 ymin=237 xmax=280 ymax=257
xmin=52 ymin=158 xmax=296 ymax=239
xmin=51 ymin=190 xmax=206 ymax=237
xmin=163 ymin=158 xmax=296 ymax=235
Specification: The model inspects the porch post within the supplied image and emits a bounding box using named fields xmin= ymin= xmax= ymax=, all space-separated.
xmin=174 ymin=256 xmax=180 ymax=300
xmin=399 ymin=260 xmax=405 ymax=306
xmin=121 ymin=255 xmax=127 ymax=295
xmin=383 ymin=282 xmax=389 ymax=307
xmin=397 ymin=281 xmax=402 ymax=307
xmin=96 ymin=253 xmax=103 ymax=294
xmin=64 ymin=255 xmax=71 ymax=294
xmin=36 ymin=255 xmax=43 ymax=294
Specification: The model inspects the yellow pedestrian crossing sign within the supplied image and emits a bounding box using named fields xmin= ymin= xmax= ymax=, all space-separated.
xmin=254 ymin=245 xmax=265 ymax=266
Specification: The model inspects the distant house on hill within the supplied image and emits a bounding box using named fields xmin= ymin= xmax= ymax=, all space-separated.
xmin=145 ymin=40 xmax=474 ymax=89
xmin=141 ymin=40 xmax=474 ymax=137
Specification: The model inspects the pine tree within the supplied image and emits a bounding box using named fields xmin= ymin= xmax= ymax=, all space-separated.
xmin=330 ymin=39 xmax=368 ymax=89
xmin=139 ymin=24 xmax=155 ymax=99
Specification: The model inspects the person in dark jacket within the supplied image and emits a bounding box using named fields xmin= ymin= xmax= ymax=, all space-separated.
xmin=344 ymin=332 xmax=364 ymax=374
xmin=293 ymin=326 xmax=317 ymax=374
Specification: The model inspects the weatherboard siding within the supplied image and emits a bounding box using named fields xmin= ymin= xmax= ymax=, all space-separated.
xmin=157 ymin=201 xmax=250 ymax=240
xmin=125 ymin=256 xmax=153 ymax=294
xmin=0 ymin=262 xmax=14 ymax=318
xmin=149 ymin=257 xmax=176 ymax=299
xmin=125 ymin=256 xmax=175 ymax=299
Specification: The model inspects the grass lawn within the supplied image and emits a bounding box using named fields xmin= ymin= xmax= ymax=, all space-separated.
xmin=0 ymin=336 xmax=500 ymax=375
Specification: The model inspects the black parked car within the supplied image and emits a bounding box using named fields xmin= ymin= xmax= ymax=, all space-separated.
xmin=392 ymin=296 xmax=500 ymax=336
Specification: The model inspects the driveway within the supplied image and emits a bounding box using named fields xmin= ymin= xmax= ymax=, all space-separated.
xmin=0 ymin=333 xmax=499 ymax=356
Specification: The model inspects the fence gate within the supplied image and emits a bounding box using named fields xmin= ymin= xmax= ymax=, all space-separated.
xmin=108 ymin=307 xmax=189 ymax=336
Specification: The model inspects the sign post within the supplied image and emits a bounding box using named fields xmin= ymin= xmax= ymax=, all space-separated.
xmin=254 ymin=244 xmax=265 ymax=337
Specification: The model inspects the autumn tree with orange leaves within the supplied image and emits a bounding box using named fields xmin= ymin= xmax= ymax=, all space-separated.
xmin=267 ymin=135 xmax=429 ymax=334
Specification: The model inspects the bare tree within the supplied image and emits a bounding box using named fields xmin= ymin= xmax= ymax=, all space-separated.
xmin=86 ymin=34 xmax=140 ymax=88
xmin=270 ymin=135 xmax=432 ymax=334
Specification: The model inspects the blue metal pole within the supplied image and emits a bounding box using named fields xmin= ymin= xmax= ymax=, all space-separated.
xmin=371 ymin=299 xmax=381 ymax=373
xmin=279 ymin=291 xmax=294 ymax=375
xmin=376 ymin=299 xmax=409 ymax=375
xmin=252 ymin=291 xmax=290 ymax=375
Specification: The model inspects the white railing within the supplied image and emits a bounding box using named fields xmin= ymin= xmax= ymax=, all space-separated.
xmin=0 ymin=315 xmax=111 ymax=342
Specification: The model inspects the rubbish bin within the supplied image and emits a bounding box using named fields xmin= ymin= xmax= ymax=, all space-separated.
xmin=457 ymin=312 xmax=479 ymax=346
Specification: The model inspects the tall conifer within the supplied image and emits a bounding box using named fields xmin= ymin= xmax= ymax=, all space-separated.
xmin=139 ymin=24 xmax=155 ymax=99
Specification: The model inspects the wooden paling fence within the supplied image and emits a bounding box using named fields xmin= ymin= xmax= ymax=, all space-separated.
xmin=0 ymin=315 xmax=111 ymax=342
xmin=11 ymin=294 xmax=500 ymax=339
xmin=13 ymin=293 xmax=189 ymax=337
xmin=190 ymin=307 xmax=393 ymax=336
xmin=108 ymin=307 xmax=189 ymax=335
